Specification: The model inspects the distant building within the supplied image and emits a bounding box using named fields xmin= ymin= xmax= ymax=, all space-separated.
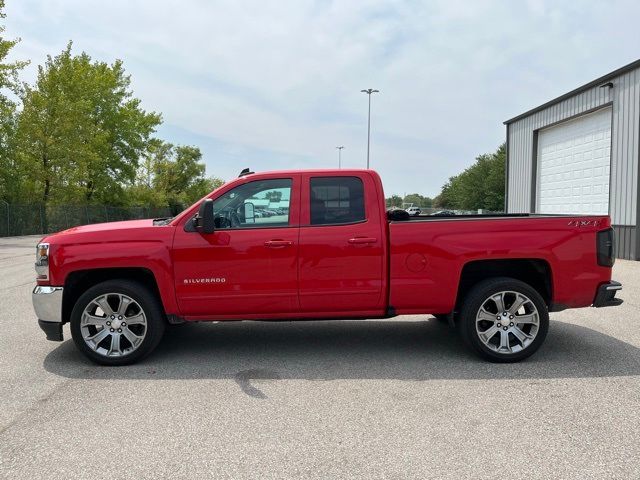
xmin=505 ymin=59 xmax=640 ymax=260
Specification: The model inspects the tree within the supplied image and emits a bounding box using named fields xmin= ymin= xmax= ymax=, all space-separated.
xmin=403 ymin=193 xmax=433 ymax=208
xmin=137 ymin=138 xmax=172 ymax=189
xmin=13 ymin=42 xmax=161 ymax=205
xmin=0 ymin=18 xmax=224 ymax=216
xmin=434 ymin=144 xmax=505 ymax=211
xmin=0 ymin=0 xmax=28 ymax=201
xmin=264 ymin=190 xmax=282 ymax=203
xmin=128 ymin=138 xmax=174 ymax=207
xmin=386 ymin=195 xmax=403 ymax=208
xmin=131 ymin=139 xmax=223 ymax=212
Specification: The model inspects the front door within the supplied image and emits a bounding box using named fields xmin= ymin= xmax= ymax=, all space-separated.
xmin=172 ymin=176 xmax=300 ymax=318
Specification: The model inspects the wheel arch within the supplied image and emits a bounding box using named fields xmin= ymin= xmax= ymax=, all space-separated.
xmin=62 ymin=268 xmax=165 ymax=324
xmin=455 ymin=258 xmax=553 ymax=312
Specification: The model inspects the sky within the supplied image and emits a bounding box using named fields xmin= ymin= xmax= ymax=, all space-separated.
xmin=4 ymin=0 xmax=640 ymax=197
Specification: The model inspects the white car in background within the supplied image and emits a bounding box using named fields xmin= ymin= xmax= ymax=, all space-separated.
xmin=405 ymin=206 xmax=421 ymax=216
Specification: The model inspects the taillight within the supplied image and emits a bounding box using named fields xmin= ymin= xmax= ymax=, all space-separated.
xmin=596 ymin=228 xmax=615 ymax=267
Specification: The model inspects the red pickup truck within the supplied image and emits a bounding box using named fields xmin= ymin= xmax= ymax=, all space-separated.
xmin=32 ymin=169 xmax=622 ymax=365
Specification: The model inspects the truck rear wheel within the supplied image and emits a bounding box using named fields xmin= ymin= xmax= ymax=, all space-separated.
xmin=70 ymin=280 xmax=166 ymax=366
xmin=458 ymin=277 xmax=549 ymax=362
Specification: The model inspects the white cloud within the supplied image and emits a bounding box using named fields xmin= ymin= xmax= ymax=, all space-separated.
xmin=4 ymin=0 xmax=640 ymax=195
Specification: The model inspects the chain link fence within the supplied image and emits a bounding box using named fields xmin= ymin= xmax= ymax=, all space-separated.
xmin=0 ymin=203 xmax=173 ymax=237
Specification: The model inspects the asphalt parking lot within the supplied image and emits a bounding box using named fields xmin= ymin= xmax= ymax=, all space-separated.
xmin=1 ymin=235 xmax=639 ymax=479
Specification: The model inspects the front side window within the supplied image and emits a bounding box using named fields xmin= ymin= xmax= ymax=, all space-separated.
xmin=310 ymin=176 xmax=365 ymax=225
xmin=212 ymin=178 xmax=292 ymax=229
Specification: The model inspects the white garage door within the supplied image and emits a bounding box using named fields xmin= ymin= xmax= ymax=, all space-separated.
xmin=536 ymin=107 xmax=611 ymax=215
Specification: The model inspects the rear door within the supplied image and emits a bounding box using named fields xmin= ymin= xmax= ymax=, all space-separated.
xmin=298 ymin=173 xmax=385 ymax=313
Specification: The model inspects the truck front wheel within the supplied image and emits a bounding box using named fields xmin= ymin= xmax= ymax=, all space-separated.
xmin=458 ymin=277 xmax=549 ymax=362
xmin=70 ymin=280 xmax=166 ymax=366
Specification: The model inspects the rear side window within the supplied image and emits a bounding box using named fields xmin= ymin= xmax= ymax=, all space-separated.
xmin=310 ymin=176 xmax=365 ymax=225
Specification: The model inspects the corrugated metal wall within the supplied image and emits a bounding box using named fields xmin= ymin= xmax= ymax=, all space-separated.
xmin=615 ymin=225 xmax=637 ymax=260
xmin=506 ymin=65 xmax=640 ymax=260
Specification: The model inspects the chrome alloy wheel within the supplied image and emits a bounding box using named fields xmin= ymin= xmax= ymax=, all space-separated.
xmin=80 ymin=293 xmax=147 ymax=358
xmin=475 ymin=290 xmax=540 ymax=354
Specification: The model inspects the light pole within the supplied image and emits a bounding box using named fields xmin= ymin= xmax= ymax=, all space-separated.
xmin=360 ymin=88 xmax=379 ymax=169
xmin=336 ymin=146 xmax=344 ymax=168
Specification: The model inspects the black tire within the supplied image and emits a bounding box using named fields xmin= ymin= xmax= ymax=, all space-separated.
xmin=458 ymin=277 xmax=549 ymax=363
xmin=70 ymin=279 xmax=166 ymax=366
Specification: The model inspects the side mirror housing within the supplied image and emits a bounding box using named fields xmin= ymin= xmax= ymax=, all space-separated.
xmin=195 ymin=199 xmax=215 ymax=234
xmin=243 ymin=202 xmax=255 ymax=223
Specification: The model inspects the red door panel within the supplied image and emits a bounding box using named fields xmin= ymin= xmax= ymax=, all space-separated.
xmin=173 ymin=228 xmax=299 ymax=316
xmin=298 ymin=173 xmax=385 ymax=313
xmin=172 ymin=174 xmax=301 ymax=318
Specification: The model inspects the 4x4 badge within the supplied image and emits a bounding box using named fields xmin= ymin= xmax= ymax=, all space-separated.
xmin=567 ymin=219 xmax=601 ymax=227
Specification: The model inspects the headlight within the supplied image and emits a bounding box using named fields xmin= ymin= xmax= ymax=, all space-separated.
xmin=35 ymin=243 xmax=50 ymax=281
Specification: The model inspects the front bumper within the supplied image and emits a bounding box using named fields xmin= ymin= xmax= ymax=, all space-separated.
xmin=593 ymin=281 xmax=623 ymax=308
xmin=32 ymin=286 xmax=64 ymax=341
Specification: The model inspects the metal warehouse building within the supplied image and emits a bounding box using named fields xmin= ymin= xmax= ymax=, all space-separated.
xmin=505 ymin=59 xmax=640 ymax=260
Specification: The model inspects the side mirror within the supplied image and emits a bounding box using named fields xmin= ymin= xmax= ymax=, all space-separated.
xmin=195 ymin=199 xmax=215 ymax=234
xmin=243 ymin=202 xmax=255 ymax=223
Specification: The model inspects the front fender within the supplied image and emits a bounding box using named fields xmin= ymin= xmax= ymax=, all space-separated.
xmin=47 ymin=239 xmax=178 ymax=316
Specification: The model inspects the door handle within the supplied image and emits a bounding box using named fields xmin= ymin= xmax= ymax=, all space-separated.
xmin=348 ymin=237 xmax=377 ymax=245
xmin=264 ymin=239 xmax=293 ymax=248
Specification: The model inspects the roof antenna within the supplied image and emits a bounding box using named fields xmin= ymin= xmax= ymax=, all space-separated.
xmin=238 ymin=168 xmax=254 ymax=177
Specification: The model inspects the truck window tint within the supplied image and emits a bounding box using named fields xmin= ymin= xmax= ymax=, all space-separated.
xmin=212 ymin=178 xmax=292 ymax=229
xmin=310 ymin=177 xmax=365 ymax=225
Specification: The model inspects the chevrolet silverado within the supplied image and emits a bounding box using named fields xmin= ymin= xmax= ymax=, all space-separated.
xmin=32 ymin=169 xmax=623 ymax=365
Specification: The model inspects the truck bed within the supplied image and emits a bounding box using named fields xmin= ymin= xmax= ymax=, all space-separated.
xmin=396 ymin=213 xmax=602 ymax=222
xmin=387 ymin=214 xmax=612 ymax=315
